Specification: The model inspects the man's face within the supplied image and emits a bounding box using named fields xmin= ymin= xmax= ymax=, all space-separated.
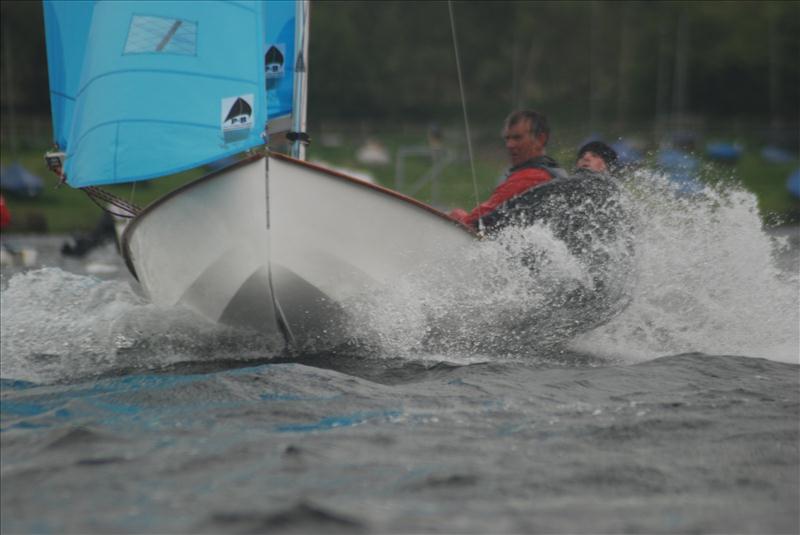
xmin=503 ymin=119 xmax=546 ymax=167
xmin=576 ymin=151 xmax=607 ymax=172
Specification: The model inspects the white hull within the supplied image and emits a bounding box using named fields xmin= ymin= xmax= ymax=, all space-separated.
xmin=122 ymin=153 xmax=475 ymax=348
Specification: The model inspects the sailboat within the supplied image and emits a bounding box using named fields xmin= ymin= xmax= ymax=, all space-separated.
xmin=43 ymin=0 xmax=477 ymax=349
xmin=43 ymin=0 xmax=634 ymax=351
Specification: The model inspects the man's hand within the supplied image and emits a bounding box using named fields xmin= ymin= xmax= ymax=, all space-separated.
xmin=448 ymin=208 xmax=469 ymax=223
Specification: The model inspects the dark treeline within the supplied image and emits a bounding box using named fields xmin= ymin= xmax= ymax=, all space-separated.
xmin=309 ymin=0 xmax=799 ymax=129
xmin=2 ymin=1 xmax=798 ymax=135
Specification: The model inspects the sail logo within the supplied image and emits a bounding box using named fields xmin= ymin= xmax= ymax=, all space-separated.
xmin=265 ymin=44 xmax=286 ymax=79
xmin=221 ymin=94 xmax=254 ymax=143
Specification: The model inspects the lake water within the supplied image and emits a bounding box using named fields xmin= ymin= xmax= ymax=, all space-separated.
xmin=1 ymin=171 xmax=799 ymax=534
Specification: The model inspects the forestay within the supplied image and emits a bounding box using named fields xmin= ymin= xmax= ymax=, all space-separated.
xmin=43 ymin=0 xmax=296 ymax=188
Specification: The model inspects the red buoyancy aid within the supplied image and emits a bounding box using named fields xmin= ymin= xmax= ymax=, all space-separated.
xmin=451 ymin=156 xmax=565 ymax=228
xmin=0 ymin=195 xmax=10 ymax=229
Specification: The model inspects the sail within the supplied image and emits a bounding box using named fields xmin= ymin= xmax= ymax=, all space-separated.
xmin=43 ymin=1 xmax=295 ymax=188
xmin=263 ymin=0 xmax=296 ymax=135
xmin=42 ymin=0 xmax=94 ymax=153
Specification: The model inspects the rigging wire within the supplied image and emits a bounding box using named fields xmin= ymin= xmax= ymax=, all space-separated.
xmin=82 ymin=186 xmax=141 ymax=219
xmin=447 ymin=0 xmax=483 ymax=234
xmin=129 ymin=182 xmax=137 ymax=211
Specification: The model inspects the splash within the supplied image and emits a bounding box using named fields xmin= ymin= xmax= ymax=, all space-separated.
xmin=340 ymin=224 xmax=593 ymax=355
xmin=0 ymin=268 xmax=283 ymax=383
xmin=341 ymin=181 xmax=638 ymax=357
xmin=571 ymin=168 xmax=799 ymax=364
xmin=337 ymin=168 xmax=798 ymax=365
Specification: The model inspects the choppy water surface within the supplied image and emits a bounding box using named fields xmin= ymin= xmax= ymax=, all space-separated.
xmin=1 ymin=171 xmax=798 ymax=534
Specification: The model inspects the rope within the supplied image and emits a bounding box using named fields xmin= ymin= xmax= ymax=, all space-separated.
xmin=447 ymin=0 xmax=483 ymax=234
xmin=129 ymin=181 xmax=137 ymax=209
xmin=82 ymin=186 xmax=141 ymax=219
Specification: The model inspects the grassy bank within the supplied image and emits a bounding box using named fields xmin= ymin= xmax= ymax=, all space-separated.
xmin=1 ymin=128 xmax=798 ymax=234
xmin=0 ymin=150 xmax=204 ymax=233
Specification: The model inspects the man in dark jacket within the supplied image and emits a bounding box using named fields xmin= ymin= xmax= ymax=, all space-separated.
xmin=449 ymin=110 xmax=565 ymax=229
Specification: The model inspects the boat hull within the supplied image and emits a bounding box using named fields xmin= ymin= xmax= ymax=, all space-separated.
xmin=122 ymin=153 xmax=476 ymax=348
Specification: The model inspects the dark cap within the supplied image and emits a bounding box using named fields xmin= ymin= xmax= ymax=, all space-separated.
xmin=577 ymin=141 xmax=618 ymax=168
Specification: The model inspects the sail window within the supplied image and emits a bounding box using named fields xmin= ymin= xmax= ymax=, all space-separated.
xmin=124 ymin=15 xmax=197 ymax=55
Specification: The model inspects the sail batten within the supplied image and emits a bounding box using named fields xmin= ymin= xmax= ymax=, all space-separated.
xmin=44 ymin=0 xmax=296 ymax=188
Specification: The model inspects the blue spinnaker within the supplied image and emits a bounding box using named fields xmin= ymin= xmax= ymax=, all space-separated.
xmin=43 ymin=0 xmax=94 ymax=153
xmin=43 ymin=1 xmax=295 ymax=188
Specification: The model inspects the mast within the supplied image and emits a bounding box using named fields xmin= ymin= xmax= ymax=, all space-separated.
xmin=290 ymin=0 xmax=310 ymax=160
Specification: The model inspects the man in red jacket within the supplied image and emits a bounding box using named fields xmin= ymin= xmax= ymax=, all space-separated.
xmin=449 ymin=110 xmax=565 ymax=229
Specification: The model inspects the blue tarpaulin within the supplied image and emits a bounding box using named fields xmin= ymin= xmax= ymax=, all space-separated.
xmin=658 ymin=148 xmax=704 ymax=195
xmin=0 ymin=163 xmax=45 ymax=198
xmin=787 ymin=168 xmax=800 ymax=200
xmin=705 ymin=142 xmax=742 ymax=163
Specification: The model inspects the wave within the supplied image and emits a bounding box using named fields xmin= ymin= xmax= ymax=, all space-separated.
xmin=0 ymin=268 xmax=283 ymax=383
